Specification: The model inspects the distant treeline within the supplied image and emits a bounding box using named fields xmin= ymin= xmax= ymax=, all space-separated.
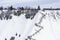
xmin=0 ymin=6 xmax=40 ymax=10
xmin=0 ymin=6 xmax=60 ymax=11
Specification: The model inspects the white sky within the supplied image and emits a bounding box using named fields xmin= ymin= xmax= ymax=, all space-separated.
xmin=0 ymin=0 xmax=60 ymax=8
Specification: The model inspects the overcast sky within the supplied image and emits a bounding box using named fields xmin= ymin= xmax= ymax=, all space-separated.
xmin=0 ymin=0 xmax=60 ymax=8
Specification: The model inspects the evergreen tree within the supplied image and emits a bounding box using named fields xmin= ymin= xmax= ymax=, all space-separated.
xmin=21 ymin=7 xmax=24 ymax=10
xmin=0 ymin=6 xmax=3 ymax=10
xmin=8 ymin=5 xmax=13 ymax=10
xmin=38 ymin=6 xmax=40 ymax=10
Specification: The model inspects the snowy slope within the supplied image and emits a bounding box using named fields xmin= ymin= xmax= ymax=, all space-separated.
xmin=31 ymin=10 xmax=60 ymax=40
xmin=0 ymin=10 xmax=39 ymax=40
xmin=0 ymin=10 xmax=60 ymax=40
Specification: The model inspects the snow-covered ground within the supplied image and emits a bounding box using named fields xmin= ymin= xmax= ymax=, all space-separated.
xmin=0 ymin=10 xmax=60 ymax=40
xmin=31 ymin=10 xmax=60 ymax=40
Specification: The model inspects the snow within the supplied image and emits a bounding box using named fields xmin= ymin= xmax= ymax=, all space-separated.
xmin=30 ymin=10 xmax=60 ymax=40
xmin=0 ymin=10 xmax=59 ymax=40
